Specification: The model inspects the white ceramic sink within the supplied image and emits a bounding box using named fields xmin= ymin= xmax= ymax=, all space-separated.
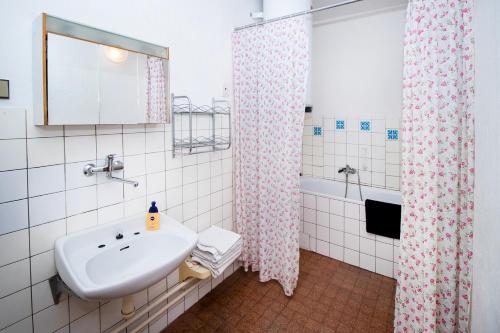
xmin=54 ymin=213 xmax=198 ymax=300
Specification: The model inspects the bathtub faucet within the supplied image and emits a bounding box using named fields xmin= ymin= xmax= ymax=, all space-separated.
xmin=338 ymin=165 xmax=356 ymax=175
xmin=338 ymin=165 xmax=363 ymax=202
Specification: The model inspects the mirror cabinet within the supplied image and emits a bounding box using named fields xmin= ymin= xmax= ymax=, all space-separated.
xmin=33 ymin=14 xmax=170 ymax=125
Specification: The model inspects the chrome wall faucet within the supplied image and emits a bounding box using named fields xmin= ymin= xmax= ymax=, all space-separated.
xmin=338 ymin=164 xmax=363 ymax=201
xmin=83 ymin=154 xmax=139 ymax=187
xmin=338 ymin=164 xmax=356 ymax=175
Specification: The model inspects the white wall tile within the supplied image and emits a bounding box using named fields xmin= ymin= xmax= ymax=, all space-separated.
xmin=329 ymin=244 xmax=343 ymax=261
xmin=0 ymin=109 xmax=25 ymax=140
xmin=0 ymin=316 xmax=32 ymax=333
xmin=0 ymin=139 xmax=27 ymax=171
xmin=0 ymin=259 xmax=30 ymax=298
xmin=98 ymin=203 xmax=124 ymax=224
xmin=317 ymin=211 xmax=329 ymax=227
xmin=316 ymin=240 xmax=329 ymax=256
xmin=67 ymin=210 xmax=98 ymax=234
xmin=303 ymin=208 xmax=316 ymax=223
xmin=344 ymin=217 xmax=360 ymax=235
xmin=147 ymin=172 xmax=166 ymax=194
xmin=316 ymin=196 xmax=329 ymax=212
xmin=30 ymin=250 xmax=56 ymax=285
xmin=345 ymin=202 xmax=360 ymax=219
xmin=65 ymin=161 xmax=96 ymax=190
xmin=345 ymin=233 xmax=360 ymax=251
xmin=30 ymin=219 xmax=66 ymax=255
xmin=0 ymin=229 xmax=29 ymax=267
xmin=376 ymin=241 xmax=394 ymax=261
xmin=28 ymin=165 xmax=65 ymax=197
xmin=69 ymin=309 xmax=99 ymax=333
xmin=28 ymin=138 xmax=65 ymax=168
xmin=330 ymin=214 xmax=344 ymax=231
xmin=123 ymin=133 xmax=145 ymax=156
xmin=304 ymin=222 xmax=316 ymax=236
xmin=182 ymin=165 xmax=197 ymax=184
xmin=0 ymin=199 xmax=28 ymax=234
xmin=166 ymin=188 xmax=182 ymax=209
xmin=65 ymin=136 xmax=96 ymax=163
xmin=123 ymin=154 xmax=146 ymax=178
xmin=211 ymin=176 xmax=222 ymax=192
xmin=33 ymin=299 xmax=69 ymax=333
xmin=330 ymin=229 xmax=344 ymax=246
xmin=32 ymin=280 xmax=60 ymax=314
xmin=165 ymin=169 xmax=182 ymax=190
xmin=360 ymin=237 xmax=376 ymax=255
xmin=344 ymin=248 xmax=359 ymax=266
xmin=360 ymin=253 xmax=375 ymax=272
xmin=146 ymin=152 xmax=166 ymax=174
xmin=303 ymin=194 xmax=315 ymax=209
xmin=330 ymin=199 xmax=344 ymax=216
xmin=376 ymin=258 xmax=393 ymax=278
xmin=97 ymin=182 xmax=123 ymax=208
xmin=96 ymin=134 xmax=122 ymax=158
xmin=182 ymin=183 xmax=197 ymax=202
xmin=29 ymin=192 xmax=66 ymax=227
xmin=317 ymin=225 xmax=329 ymax=242
xmin=124 ymin=176 xmax=146 ymax=200
xmin=0 ymin=169 xmax=27 ymax=203
xmin=145 ymin=132 xmax=164 ymax=153
xmin=0 ymin=288 xmax=31 ymax=330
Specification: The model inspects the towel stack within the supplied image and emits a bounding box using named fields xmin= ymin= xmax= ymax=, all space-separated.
xmin=191 ymin=226 xmax=242 ymax=277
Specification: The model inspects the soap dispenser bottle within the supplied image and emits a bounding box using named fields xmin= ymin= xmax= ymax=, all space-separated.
xmin=146 ymin=201 xmax=160 ymax=231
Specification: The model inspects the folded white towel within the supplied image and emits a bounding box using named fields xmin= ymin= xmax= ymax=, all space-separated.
xmin=192 ymin=245 xmax=241 ymax=277
xmin=197 ymin=226 xmax=241 ymax=257
xmin=193 ymin=239 xmax=242 ymax=263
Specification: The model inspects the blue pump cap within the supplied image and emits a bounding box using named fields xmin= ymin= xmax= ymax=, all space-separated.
xmin=149 ymin=201 xmax=158 ymax=213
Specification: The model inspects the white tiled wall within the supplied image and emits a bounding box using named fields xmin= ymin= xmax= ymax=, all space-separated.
xmin=302 ymin=114 xmax=401 ymax=191
xmin=0 ymin=108 xmax=236 ymax=333
xmin=299 ymin=192 xmax=400 ymax=279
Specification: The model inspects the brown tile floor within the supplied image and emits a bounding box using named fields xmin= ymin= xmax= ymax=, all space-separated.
xmin=163 ymin=250 xmax=396 ymax=333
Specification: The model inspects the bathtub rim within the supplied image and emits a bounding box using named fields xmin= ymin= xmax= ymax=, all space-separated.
xmin=300 ymin=176 xmax=401 ymax=205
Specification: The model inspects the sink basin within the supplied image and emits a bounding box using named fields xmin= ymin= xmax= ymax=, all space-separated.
xmin=54 ymin=213 xmax=198 ymax=300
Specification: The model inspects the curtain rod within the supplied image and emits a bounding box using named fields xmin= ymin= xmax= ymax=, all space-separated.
xmin=234 ymin=0 xmax=365 ymax=31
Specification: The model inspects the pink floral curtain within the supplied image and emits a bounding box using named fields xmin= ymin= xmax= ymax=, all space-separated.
xmin=146 ymin=56 xmax=169 ymax=123
xmin=395 ymin=0 xmax=475 ymax=332
xmin=232 ymin=17 xmax=309 ymax=296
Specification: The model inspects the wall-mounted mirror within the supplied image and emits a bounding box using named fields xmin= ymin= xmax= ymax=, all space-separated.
xmin=33 ymin=14 xmax=170 ymax=125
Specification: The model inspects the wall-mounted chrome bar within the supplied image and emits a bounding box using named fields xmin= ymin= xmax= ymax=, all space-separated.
xmin=234 ymin=0 xmax=365 ymax=31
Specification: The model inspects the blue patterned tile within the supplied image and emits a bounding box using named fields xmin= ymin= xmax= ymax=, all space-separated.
xmin=335 ymin=120 xmax=345 ymax=130
xmin=387 ymin=129 xmax=399 ymax=140
xmin=360 ymin=121 xmax=371 ymax=131
xmin=313 ymin=126 xmax=322 ymax=136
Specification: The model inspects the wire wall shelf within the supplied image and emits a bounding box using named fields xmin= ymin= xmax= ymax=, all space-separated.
xmin=171 ymin=94 xmax=231 ymax=157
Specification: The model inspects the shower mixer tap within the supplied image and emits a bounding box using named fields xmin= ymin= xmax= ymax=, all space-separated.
xmin=83 ymin=154 xmax=139 ymax=187
xmin=338 ymin=164 xmax=363 ymax=201
xmin=338 ymin=165 xmax=356 ymax=175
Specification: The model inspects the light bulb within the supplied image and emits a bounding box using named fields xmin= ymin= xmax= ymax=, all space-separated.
xmin=103 ymin=46 xmax=128 ymax=63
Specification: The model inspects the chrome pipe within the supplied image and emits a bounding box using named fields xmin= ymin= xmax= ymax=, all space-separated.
xmin=234 ymin=0 xmax=364 ymax=31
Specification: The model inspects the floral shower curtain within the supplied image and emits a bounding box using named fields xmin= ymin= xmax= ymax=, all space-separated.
xmin=395 ymin=0 xmax=475 ymax=332
xmin=232 ymin=17 xmax=309 ymax=296
xmin=145 ymin=56 xmax=169 ymax=123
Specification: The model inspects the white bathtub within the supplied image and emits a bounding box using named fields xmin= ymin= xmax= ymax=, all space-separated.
xmin=300 ymin=176 xmax=401 ymax=205
xmin=299 ymin=176 xmax=402 ymax=278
